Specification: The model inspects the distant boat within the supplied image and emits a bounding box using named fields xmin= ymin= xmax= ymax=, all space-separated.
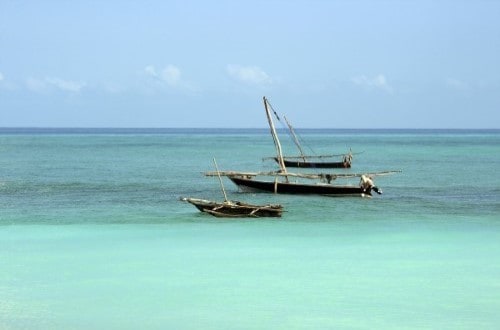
xmin=205 ymin=97 xmax=399 ymax=197
xmin=265 ymin=101 xmax=353 ymax=168
xmin=278 ymin=155 xmax=352 ymax=169
xmin=182 ymin=158 xmax=283 ymax=217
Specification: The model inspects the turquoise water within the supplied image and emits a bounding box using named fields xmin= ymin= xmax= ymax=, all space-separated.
xmin=1 ymin=129 xmax=500 ymax=329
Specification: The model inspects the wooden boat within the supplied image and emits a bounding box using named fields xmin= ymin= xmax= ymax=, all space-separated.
xmin=205 ymin=97 xmax=399 ymax=197
xmin=206 ymin=170 xmax=386 ymax=197
xmin=227 ymin=175 xmax=378 ymax=196
xmin=182 ymin=158 xmax=283 ymax=217
xmin=265 ymin=102 xmax=353 ymax=168
xmin=181 ymin=197 xmax=283 ymax=217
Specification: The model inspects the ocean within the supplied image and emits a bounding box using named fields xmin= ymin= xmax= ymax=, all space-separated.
xmin=1 ymin=128 xmax=499 ymax=329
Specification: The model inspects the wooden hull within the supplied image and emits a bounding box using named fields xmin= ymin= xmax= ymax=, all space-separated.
xmin=228 ymin=176 xmax=372 ymax=197
xmin=278 ymin=158 xmax=351 ymax=169
xmin=181 ymin=197 xmax=283 ymax=217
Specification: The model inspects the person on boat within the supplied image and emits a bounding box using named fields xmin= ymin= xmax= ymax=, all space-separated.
xmin=343 ymin=155 xmax=349 ymax=167
xmin=360 ymin=174 xmax=382 ymax=195
xmin=359 ymin=174 xmax=373 ymax=191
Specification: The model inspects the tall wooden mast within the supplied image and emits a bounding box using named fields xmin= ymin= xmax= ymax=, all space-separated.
xmin=263 ymin=96 xmax=287 ymax=175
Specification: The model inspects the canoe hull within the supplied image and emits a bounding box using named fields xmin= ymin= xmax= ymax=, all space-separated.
xmin=181 ymin=197 xmax=283 ymax=217
xmin=279 ymin=158 xmax=351 ymax=168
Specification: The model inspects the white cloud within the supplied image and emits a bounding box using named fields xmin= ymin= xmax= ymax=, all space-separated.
xmin=161 ymin=65 xmax=181 ymax=86
xmin=0 ymin=72 xmax=13 ymax=90
xmin=227 ymin=65 xmax=272 ymax=85
xmin=351 ymin=74 xmax=393 ymax=93
xmin=46 ymin=77 xmax=86 ymax=92
xmin=26 ymin=76 xmax=85 ymax=93
xmin=144 ymin=64 xmax=182 ymax=86
xmin=446 ymin=78 xmax=468 ymax=90
xmin=26 ymin=77 xmax=48 ymax=92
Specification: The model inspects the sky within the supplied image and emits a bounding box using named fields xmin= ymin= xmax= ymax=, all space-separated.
xmin=1 ymin=0 xmax=499 ymax=128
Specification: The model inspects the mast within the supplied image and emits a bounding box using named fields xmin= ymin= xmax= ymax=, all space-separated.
xmin=213 ymin=157 xmax=228 ymax=202
xmin=284 ymin=116 xmax=306 ymax=160
xmin=263 ymin=96 xmax=287 ymax=175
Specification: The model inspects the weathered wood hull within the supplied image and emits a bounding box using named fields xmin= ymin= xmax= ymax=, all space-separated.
xmin=278 ymin=158 xmax=351 ymax=168
xmin=228 ymin=176 xmax=372 ymax=197
xmin=181 ymin=197 xmax=283 ymax=217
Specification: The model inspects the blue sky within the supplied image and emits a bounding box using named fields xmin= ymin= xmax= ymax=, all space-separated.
xmin=1 ymin=0 xmax=499 ymax=128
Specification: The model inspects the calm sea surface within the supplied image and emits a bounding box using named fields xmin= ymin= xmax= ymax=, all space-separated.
xmin=1 ymin=129 xmax=499 ymax=329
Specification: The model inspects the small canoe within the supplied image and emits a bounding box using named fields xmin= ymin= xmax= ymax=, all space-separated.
xmin=180 ymin=197 xmax=283 ymax=218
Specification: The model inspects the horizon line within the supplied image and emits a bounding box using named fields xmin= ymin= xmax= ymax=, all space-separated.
xmin=1 ymin=127 xmax=499 ymax=131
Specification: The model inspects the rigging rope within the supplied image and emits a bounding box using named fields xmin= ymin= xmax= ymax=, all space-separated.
xmin=266 ymin=99 xmax=317 ymax=156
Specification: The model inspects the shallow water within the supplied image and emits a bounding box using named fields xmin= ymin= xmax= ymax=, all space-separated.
xmin=1 ymin=129 xmax=499 ymax=329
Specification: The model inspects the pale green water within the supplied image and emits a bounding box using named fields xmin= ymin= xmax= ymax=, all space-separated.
xmin=1 ymin=129 xmax=499 ymax=329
